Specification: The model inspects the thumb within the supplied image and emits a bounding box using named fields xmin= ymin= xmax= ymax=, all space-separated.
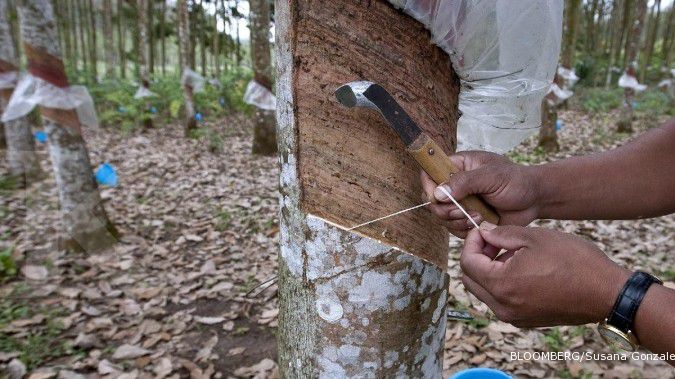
xmin=460 ymin=228 xmax=501 ymax=283
xmin=478 ymin=223 xmax=531 ymax=251
xmin=433 ymin=166 xmax=497 ymax=202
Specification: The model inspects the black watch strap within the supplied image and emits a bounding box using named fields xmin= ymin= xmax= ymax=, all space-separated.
xmin=607 ymin=271 xmax=662 ymax=333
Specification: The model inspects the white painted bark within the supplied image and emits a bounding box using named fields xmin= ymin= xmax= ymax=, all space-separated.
xmin=177 ymin=0 xmax=196 ymax=134
xmin=17 ymin=0 xmax=117 ymax=252
xmin=0 ymin=0 xmax=41 ymax=183
xmin=275 ymin=1 xmax=449 ymax=377
xmin=249 ymin=0 xmax=276 ymax=155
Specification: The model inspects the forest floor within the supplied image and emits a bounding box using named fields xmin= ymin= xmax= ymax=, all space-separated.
xmin=0 ymin=110 xmax=673 ymax=379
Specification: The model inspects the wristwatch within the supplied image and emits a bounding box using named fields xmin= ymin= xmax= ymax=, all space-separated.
xmin=597 ymin=271 xmax=662 ymax=351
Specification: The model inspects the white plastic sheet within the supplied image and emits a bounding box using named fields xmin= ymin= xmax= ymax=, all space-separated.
xmin=181 ymin=68 xmax=206 ymax=94
xmin=133 ymin=85 xmax=157 ymax=99
xmin=243 ymin=80 xmax=276 ymax=111
xmin=618 ymin=72 xmax=647 ymax=92
xmin=557 ymin=66 xmax=579 ymax=88
xmin=0 ymin=71 xmax=18 ymax=89
xmin=389 ymin=0 xmax=563 ymax=152
xmin=547 ymin=83 xmax=573 ymax=106
xmin=1 ymin=74 xmax=98 ymax=129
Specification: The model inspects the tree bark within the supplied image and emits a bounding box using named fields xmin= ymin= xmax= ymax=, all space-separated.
xmin=561 ymin=0 xmax=581 ymax=70
xmin=77 ymin=0 xmax=88 ymax=71
xmin=539 ymin=74 xmax=561 ymax=152
xmin=249 ymin=0 xmax=276 ymax=155
xmin=0 ymin=0 xmax=41 ymax=184
xmin=160 ymin=0 xmax=166 ymax=75
xmin=177 ymin=0 xmax=197 ymax=135
xmin=276 ymin=0 xmax=459 ymax=376
xmin=17 ymin=0 xmax=117 ymax=253
xmin=88 ymin=0 xmax=97 ymax=79
xmin=640 ymin=0 xmax=660 ymax=83
xmin=103 ymin=0 xmax=115 ymax=78
xmin=137 ymin=0 xmax=153 ymax=129
xmin=605 ymin=0 xmax=623 ymax=87
xmin=148 ymin=0 xmax=154 ymax=75
xmin=618 ymin=0 xmax=647 ymax=133
xmin=118 ymin=0 xmax=126 ymax=79
xmin=620 ymin=0 xmax=634 ymax=68
xmin=662 ymin=6 xmax=674 ymax=72
xmin=213 ymin=4 xmax=220 ymax=78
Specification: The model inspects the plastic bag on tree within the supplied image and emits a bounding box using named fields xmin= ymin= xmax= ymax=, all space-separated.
xmin=0 ymin=71 xmax=18 ymax=89
xmin=389 ymin=0 xmax=564 ymax=153
xmin=243 ymin=80 xmax=276 ymax=111
xmin=181 ymin=68 xmax=206 ymax=93
xmin=618 ymin=72 xmax=647 ymax=92
xmin=133 ymin=85 xmax=157 ymax=99
xmin=557 ymin=66 xmax=579 ymax=88
xmin=548 ymin=83 xmax=573 ymax=106
xmin=1 ymin=74 xmax=98 ymax=128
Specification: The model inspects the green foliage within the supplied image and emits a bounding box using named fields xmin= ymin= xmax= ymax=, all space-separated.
xmin=84 ymin=65 xmax=253 ymax=131
xmin=634 ymin=90 xmax=672 ymax=116
xmin=0 ymin=298 xmax=78 ymax=369
xmin=574 ymin=87 xmax=624 ymax=113
xmin=0 ymin=246 xmax=17 ymax=282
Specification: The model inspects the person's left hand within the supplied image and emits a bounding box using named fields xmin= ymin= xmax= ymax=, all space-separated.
xmin=460 ymin=223 xmax=631 ymax=327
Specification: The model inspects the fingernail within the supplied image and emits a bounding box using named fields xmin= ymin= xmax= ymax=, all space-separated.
xmin=479 ymin=221 xmax=496 ymax=231
xmin=434 ymin=185 xmax=451 ymax=201
xmin=471 ymin=213 xmax=482 ymax=224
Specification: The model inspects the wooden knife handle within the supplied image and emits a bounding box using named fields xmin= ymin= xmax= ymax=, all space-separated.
xmin=407 ymin=133 xmax=500 ymax=225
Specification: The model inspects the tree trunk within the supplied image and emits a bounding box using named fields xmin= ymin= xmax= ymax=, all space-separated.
xmin=213 ymin=5 xmax=220 ymax=78
xmin=77 ymin=0 xmax=88 ymax=72
xmin=561 ymin=0 xmax=581 ymax=70
xmin=620 ymin=0 xmax=634 ymax=68
xmin=662 ymin=6 xmax=674 ymax=72
xmin=585 ymin=0 xmax=599 ymax=53
xmin=88 ymin=0 xmax=97 ymax=79
xmin=605 ymin=0 xmax=623 ymax=87
xmin=618 ymin=0 xmax=647 ymax=133
xmin=160 ymin=0 xmax=166 ymax=75
xmin=137 ymin=0 xmax=153 ymax=129
xmin=177 ymin=0 xmax=197 ymax=135
xmin=189 ymin=4 xmax=196 ymax=69
xmin=640 ymin=0 xmax=660 ymax=83
xmin=148 ymin=0 xmax=154 ymax=75
xmin=539 ymin=74 xmax=561 ymax=152
xmin=0 ymin=0 xmax=41 ymax=184
xmin=69 ymin=0 xmax=80 ymax=70
xmin=118 ymin=0 xmax=126 ymax=79
xmin=103 ymin=0 xmax=115 ymax=78
xmin=276 ymin=0 xmax=459 ymax=376
xmin=17 ymin=0 xmax=117 ymax=253
xmin=235 ymin=0 xmax=241 ymax=66
xmin=249 ymin=0 xmax=276 ymax=155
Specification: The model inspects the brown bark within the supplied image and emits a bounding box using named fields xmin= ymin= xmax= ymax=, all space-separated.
xmin=539 ymin=74 xmax=561 ymax=152
xmin=662 ymin=6 xmax=674 ymax=71
xmin=88 ymin=0 xmax=97 ymax=79
xmin=561 ymin=0 xmax=581 ymax=69
xmin=618 ymin=0 xmax=647 ymax=133
xmin=641 ymin=0 xmax=661 ymax=83
xmin=77 ymin=0 xmax=88 ymax=71
xmin=118 ymin=0 xmax=126 ymax=78
xmin=276 ymin=0 xmax=459 ymax=376
xmin=103 ymin=0 xmax=115 ymax=78
xmin=620 ymin=0 xmax=634 ymax=68
xmin=249 ymin=0 xmax=276 ymax=155
xmin=137 ymin=0 xmax=153 ymax=129
xmin=605 ymin=0 xmax=623 ymax=87
xmin=160 ymin=0 xmax=166 ymax=75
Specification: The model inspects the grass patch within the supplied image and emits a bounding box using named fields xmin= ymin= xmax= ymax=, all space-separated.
xmin=0 ymin=246 xmax=17 ymax=282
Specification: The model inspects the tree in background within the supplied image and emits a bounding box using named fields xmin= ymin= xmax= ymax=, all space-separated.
xmin=249 ymin=0 xmax=276 ymax=155
xmin=561 ymin=0 xmax=581 ymax=72
xmin=16 ymin=0 xmax=117 ymax=252
xmin=137 ymin=0 xmax=153 ymax=129
xmin=0 ymin=0 xmax=41 ymax=185
xmin=617 ymin=0 xmax=647 ymax=133
xmin=177 ymin=0 xmax=197 ymax=135
xmin=103 ymin=0 xmax=115 ymax=78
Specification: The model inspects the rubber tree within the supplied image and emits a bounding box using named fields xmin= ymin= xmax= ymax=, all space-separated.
xmin=617 ymin=0 xmax=647 ymax=133
xmin=276 ymin=0 xmax=458 ymax=376
xmin=137 ymin=0 xmax=153 ymax=129
xmin=103 ymin=0 xmax=115 ymax=78
xmin=561 ymin=0 xmax=581 ymax=71
xmin=539 ymin=73 xmax=563 ymax=152
xmin=249 ymin=0 xmax=277 ymax=155
xmin=0 ymin=0 xmax=41 ymax=184
xmin=177 ymin=0 xmax=197 ymax=135
xmin=17 ymin=0 xmax=117 ymax=252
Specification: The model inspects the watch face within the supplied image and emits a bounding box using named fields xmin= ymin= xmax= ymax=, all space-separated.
xmin=598 ymin=325 xmax=634 ymax=351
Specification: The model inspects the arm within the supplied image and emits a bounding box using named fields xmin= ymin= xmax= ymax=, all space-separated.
xmin=422 ymin=118 xmax=675 ymax=237
xmin=535 ymin=119 xmax=675 ymax=220
xmin=460 ymin=224 xmax=675 ymax=359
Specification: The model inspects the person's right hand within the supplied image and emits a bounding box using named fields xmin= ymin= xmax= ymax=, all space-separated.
xmin=421 ymin=151 xmax=541 ymax=238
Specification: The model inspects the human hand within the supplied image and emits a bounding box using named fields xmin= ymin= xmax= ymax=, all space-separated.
xmin=459 ymin=223 xmax=631 ymax=327
xmin=421 ymin=151 xmax=542 ymax=238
